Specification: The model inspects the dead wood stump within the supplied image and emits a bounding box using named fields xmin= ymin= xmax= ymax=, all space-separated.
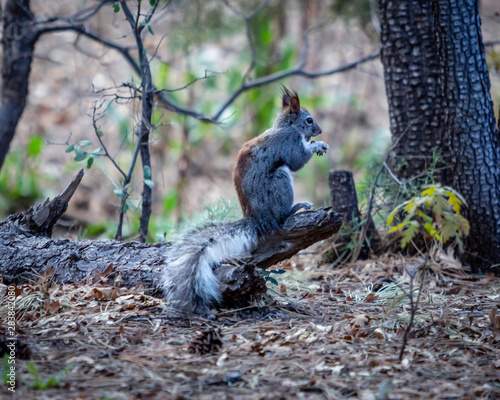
xmin=328 ymin=169 xmax=379 ymax=259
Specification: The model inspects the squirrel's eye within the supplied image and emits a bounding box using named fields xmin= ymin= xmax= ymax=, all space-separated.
xmin=306 ymin=117 xmax=313 ymax=125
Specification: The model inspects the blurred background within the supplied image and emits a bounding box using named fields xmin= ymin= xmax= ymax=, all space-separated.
xmin=1 ymin=0 xmax=499 ymax=241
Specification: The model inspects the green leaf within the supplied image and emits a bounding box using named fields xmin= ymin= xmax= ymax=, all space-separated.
xmin=388 ymin=221 xmax=409 ymax=234
xmin=417 ymin=211 xmax=433 ymax=224
xmin=113 ymin=3 xmax=120 ymax=13
xmin=86 ymin=157 xmax=94 ymax=169
xmin=27 ymin=362 xmax=40 ymax=381
xmin=126 ymin=201 xmax=137 ymax=211
xmin=270 ymin=269 xmax=286 ymax=275
xmin=143 ymin=165 xmax=152 ymax=179
xmin=439 ymin=217 xmax=456 ymax=244
xmin=163 ymin=189 xmax=178 ymax=215
xmin=432 ymin=197 xmax=444 ymax=219
xmin=148 ymin=25 xmax=154 ymax=36
xmin=266 ymin=277 xmax=279 ymax=286
xmin=401 ymin=221 xmax=419 ymax=248
xmin=78 ymin=140 xmax=92 ymax=147
xmin=92 ymin=147 xmax=103 ymax=154
xmin=122 ymin=202 xmax=129 ymax=213
xmin=421 ymin=186 xmax=436 ymax=197
xmin=424 ymin=223 xmax=441 ymax=241
xmin=73 ymin=151 xmax=88 ymax=162
xmin=27 ymin=136 xmax=44 ymax=157
xmin=97 ymin=130 xmax=104 ymax=137
xmin=448 ymin=193 xmax=462 ymax=214
xmin=150 ymin=0 xmax=157 ymax=5
xmin=386 ymin=203 xmax=405 ymax=226
xmin=113 ymin=188 xmax=125 ymax=199
xmin=144 ymin=179 xmax=155 ymax=189
xmin=65 ymin=144 xmax=75 ymax=153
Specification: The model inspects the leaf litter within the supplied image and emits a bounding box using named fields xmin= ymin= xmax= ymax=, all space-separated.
xmin=0 ymin=251 xmax=499 ymax=399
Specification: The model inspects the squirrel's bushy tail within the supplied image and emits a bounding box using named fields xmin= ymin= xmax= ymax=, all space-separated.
xmin=162 ymin=219 xmax=256 ymax=315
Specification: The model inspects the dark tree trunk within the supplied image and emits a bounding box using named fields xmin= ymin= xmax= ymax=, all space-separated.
xmin=0 ymin=0 xmax=35 ymax=169
xmin=378 ymin=0 xmax=446 ymax=179
xmin=328 ymin=170 xmax=381 ymax=260
xmin=378 ymin=0 xmax=500 ymax=271
xmin=329 ymin=170 xmax=361 ymax=223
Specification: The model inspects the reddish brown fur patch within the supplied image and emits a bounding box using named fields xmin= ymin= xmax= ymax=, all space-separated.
xmin=233 ymin=136 xmax=264 ymax=216
xmin=282 ymin=87 xmax=300 ymax=114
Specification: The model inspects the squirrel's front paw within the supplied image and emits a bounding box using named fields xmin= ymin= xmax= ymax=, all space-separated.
xmin=313 ymin=141 xmax=329 ymax=156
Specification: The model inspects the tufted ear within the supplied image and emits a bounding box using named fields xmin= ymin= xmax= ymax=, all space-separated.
xmin=282 ymin=87 xmax=300 ymax=115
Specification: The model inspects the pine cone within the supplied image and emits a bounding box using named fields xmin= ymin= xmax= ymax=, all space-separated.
xmin=188 ymin=327 xmax=223 ymax=355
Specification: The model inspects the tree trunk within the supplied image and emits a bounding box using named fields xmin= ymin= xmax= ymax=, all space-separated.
xmin=0 ymin=0 xmax=35 ymax=170
xmin=378 ymin=0 xmax=500 ymax=271
xmin=378 ymin=0 xmax=445 ymax=179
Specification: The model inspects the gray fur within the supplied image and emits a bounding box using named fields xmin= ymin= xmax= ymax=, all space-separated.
xmin=239 ymin=105 xmax=328 ymax=234
xmin=162 ymin=218 xmax=256 ymax=315
xmin=162 ymin=89 xmax=328 ymax=315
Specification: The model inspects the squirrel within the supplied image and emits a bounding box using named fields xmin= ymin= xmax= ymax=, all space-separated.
xmin=161 ymin=88 xmax=328 ymax=315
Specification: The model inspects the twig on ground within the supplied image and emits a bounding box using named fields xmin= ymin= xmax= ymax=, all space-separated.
xmin=399 ymin=253 xmax=429 ymax=362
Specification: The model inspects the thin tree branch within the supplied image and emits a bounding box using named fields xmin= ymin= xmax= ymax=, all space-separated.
xmin=209 ymin=52 xmax=380 ymax=121
xmin=91 ymin=103 xmax=127 ymax=179
xmin=222 ymin=0 xmax=271 ymax=82
xmin=35 ymin=22 xmax=380 ymax=124
xmin=34 ymin=25 xmax=140 ymax=75
xmin=121 ymin=0 xmax=154 ymax=243
xmin=351 ymin=118 xmax=418 ymax=261
xmin=399 ymin=254 xmax=429 ymax=362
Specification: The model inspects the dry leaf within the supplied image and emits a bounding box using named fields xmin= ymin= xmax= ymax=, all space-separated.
xmin=92 ymin=287 xmax=118 ymax=300
xmin=43 ymin=299 xmax=60 ymax=313
xmin=482 ymin=272 xmax=494 ymax=283
xmin=489 ymin=308 xmax=500 ymax=330
xmin=280 ymin=284 xmax=287 ymax=295
xmin=351 ymin=314 xmax=370 ymax=328
xmin=126 ymin=328 xmax=143 ymax=345
xmin=364 ymin=293 xmax=379 ymax=303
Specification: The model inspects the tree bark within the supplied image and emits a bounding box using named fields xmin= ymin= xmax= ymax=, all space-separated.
xmin=0 ymin=0 xmax=35 ymax=169
xmin=378 ymin=0 xmax=500 ymax=271
xmin=0 ymin=172 xmax=343 ymax=306
xmin=328 ymin=170 xmax=380 ymax=259
xmin=329 ymin=170 xmax=361 ymax=223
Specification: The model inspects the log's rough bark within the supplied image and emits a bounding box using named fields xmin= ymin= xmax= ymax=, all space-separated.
xmin=0 ymin=172 xmax=343 ymax=306
xmin=379 ymin=0 xmax=500 ymax=271
xmin=0 ymin=0 xmax=35 ymax=170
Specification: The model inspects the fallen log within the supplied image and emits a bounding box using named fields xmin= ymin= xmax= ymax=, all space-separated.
xmin=0 ymin=170 xmax=343 ymax=307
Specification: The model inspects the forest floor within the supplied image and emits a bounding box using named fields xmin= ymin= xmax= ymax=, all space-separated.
xmin=1 ymin=250 xmax=499 ymax=400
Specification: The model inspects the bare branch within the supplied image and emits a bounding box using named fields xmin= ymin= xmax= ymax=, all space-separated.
xmin=34 ymin=4 xmax=380 ymax=125
xmin=121 ymin=0 xmax=155 ymax=243
xmin=35 ymin=1 xmax=113 ymax=25
xmin=155 ymin=70 xmax=222 ymax=93
xmin=222 ymin=0 xmax=271 ymax=82
xmin=351 ymin=118 xmax=418 ymax=261
xmin=485 ymin=40 xmax=500 ymax=47
xmin=91 ymin=103 xmax=127 ymax=179
xmin=34 ymin=25 xmax=140 ymax=75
